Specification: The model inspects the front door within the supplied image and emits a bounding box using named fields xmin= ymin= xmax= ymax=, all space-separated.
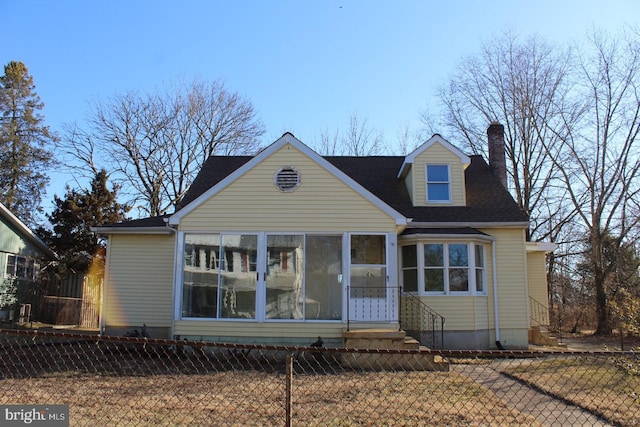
xmin=347 ymin=234 xmax=396 ymax=322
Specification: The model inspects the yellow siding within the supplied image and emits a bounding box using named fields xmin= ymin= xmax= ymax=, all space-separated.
xmin=174 ymin=320 xmax=345 ymax=339
xmin=527 ymin=251 xmax=549 ymax=323
xmin=411 ymin=142 xmax=466 ymax=207
xmin=404 ymin=169 xmax=414 ymax=201
xmin=104 ymin=235 xmax=175 ymax=328
xmin=474 ymin=297 xmax=490 ymax=329
xmin=180 ymin=143 xmax=397 ymax=232
xmin=419 ymin=297 xmax=482 ymax=330
xmin=480 ymin=228 xmax=529 ymax=335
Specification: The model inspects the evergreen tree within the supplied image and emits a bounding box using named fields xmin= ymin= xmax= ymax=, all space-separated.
xmin=38 ymin=170 xmax=130 ymax=273
xmin=0 ymin=61 xmax=56 ymax=226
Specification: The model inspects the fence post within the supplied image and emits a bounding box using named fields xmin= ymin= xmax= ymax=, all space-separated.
xmin=285 ymin=353 xmax=293 ymax=427
xmin=398 ymin=286 xmax=402 ymax=331
xmin=346 ymin=286 xmax=350 ymax=331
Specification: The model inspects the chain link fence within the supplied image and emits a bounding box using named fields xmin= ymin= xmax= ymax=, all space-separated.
xmin=0 ymin=328 xmax=638 ymax=426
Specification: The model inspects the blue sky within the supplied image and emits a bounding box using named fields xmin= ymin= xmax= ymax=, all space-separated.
xmin=1 ymin=0 xmax=637 ymax=209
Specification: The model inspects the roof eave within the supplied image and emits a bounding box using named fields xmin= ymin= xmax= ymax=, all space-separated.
xmin=526 ymin=242 xmax=558 ymax=253
xmin=0 ymin=203 xmax=57 ymax=259
xmin=91 ymin=226 xmax=175 ymax=235
xmin=407 ymin=221 xmax=530 ymax=229
xmin=400 ymin=233 xmax=496 ymax=242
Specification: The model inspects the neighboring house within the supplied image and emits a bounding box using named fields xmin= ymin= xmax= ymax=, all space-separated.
xmin=1 ymin=203 xmax=56 ymax=317
xmin=94 ymin=123 xmax=554 ymax=349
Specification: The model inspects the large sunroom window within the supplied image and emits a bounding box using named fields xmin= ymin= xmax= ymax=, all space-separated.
xmin=265 ymin=234 xmax=343 ymax=320
xmin=182 ymin=234 xmax=257 ymax=319
xmin=305 ymin=235 xmax=342 ymax=320
xmin=401 ymin=242 xmax=486 ymax=295
xmin=181 ymin=233 xmax=342 ymax=321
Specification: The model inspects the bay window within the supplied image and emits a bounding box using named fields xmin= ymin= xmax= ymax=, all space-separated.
xmin=401 ymin=245 xmax=418 ymax=292
xmin=448 ymin=244 xmax=469 ymax=292
xmin=475 ymin=244 xmax=485 ymax=292
xmin=401 ymin=242 xmax=486 ymax=295
xmin=424 ymin=244 xmax=445 ymax=292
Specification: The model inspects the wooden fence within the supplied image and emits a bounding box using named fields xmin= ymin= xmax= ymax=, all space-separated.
xmin=37 ymin=273 xmax=103 ymax=328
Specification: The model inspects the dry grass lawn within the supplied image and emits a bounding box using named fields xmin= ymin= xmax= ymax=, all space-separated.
xmin=1 ymin=369 xmax=541 ymax=426
xmin=4 ymin=332 xmax=638 ymax=426
xmin=505 ymin=355 xmax=640 ymax=427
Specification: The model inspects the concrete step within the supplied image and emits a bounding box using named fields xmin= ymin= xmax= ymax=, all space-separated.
xmin=529 ymin=326 xmax=566 ymax=348
xmin=342 ymin=329 xmax=449 ymax=371
xmin=403 ymin=337 xmax=420 ymax=349
xmin=343 ymin=329 xmax=409 ymax=350
xmin=341 ymin=352 xmax=450 ymax=371
xmin=343 ymin=329 xmax=406 ymax=340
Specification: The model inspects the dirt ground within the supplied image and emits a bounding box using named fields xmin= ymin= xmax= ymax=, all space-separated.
xmin=559 ymin=332 xmax=640 ymax=351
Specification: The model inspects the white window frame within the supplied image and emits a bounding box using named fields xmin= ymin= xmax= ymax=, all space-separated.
xmin=425 ymin=164 xmax=452 ymax=203
xmin=400 ymin=241 xmax=487 ymax=296
xmin=474 ymin=244 xmax=486 ymax=293
xmin=4 ymin=254 xmax=38 ymax=281
xmin=177 ymin=231 xmax=347 ymax=323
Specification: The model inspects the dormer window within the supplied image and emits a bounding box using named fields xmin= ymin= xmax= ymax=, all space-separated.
xmin=426 ymin=164 xmax=451 ymax=203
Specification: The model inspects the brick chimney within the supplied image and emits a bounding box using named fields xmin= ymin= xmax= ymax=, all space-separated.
xmin=487 ymin=122 xmax=507 ymax=189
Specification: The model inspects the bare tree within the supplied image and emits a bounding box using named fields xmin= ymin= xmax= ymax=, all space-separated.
xmin=60 ymin=79 xmax=264 ymax=216
xmin=314 ymin=112 xmax=385 ymax=156
xmin=435 ymin=32 xmax=579 ymax=241
xmin=433 ymin=28 xmax=640 ymax=336
xmin=393 ymin=122 xmax=424 ymax=156
xmin=545 ymin=28 xmax=640 ymax=335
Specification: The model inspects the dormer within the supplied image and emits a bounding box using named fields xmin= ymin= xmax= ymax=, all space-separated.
xmin=397 ymin=134 xmax=471 ymax=207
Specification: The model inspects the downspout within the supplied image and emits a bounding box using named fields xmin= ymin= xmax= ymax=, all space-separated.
xmin=492 ymin=240 xmax=504 ymax=350
xmin=164 ymin=218 xmax=178 ymax=339
xmin=98 ymin=236 xmax=111 ymax=337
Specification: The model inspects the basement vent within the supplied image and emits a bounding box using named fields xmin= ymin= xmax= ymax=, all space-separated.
xmin=274 ymin=166 xmax=301 ymax=192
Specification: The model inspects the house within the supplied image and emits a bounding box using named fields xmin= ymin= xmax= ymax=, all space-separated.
xmin=94 ymin=123 xmax=554 ymax=350
xmin=1 ymin=202 xmax=56 ymax=319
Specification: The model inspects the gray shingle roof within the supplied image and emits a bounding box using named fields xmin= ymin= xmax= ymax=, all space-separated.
xmin=107 ymin=152 xmax=528 ymax=229
xmin=180 ymin=153 xmax=528 ymax=223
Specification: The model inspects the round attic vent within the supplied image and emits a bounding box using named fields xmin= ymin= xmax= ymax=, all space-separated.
xmin=274 ymin=166 xmax=301 ymax=192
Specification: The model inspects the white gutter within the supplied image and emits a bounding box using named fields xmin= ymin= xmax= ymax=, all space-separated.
xmin=526 ymin=242 xmax=558 ymax=253
xmin=163 ymin=217 xmax=178 ymax=339
xmin=0 ymin=202 xmax=57 ymax=259
xmin=90 ymin=226 xmax=173 ymax=235
xmin=399 ymin=233 xmax=495 ymax=242
xmin=99 ymin=238 xmax=111 ymax=336
xmin=408 ymin=221 xmax=529 ymax=229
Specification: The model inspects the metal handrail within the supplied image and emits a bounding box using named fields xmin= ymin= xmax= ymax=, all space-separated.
xmin=529 ymin=296 xmax=550 ymax=327
xmin=399 ymin=291 xmax=446 ymax=349
xmin=345 ymin=286 xmax=446 ymax=349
